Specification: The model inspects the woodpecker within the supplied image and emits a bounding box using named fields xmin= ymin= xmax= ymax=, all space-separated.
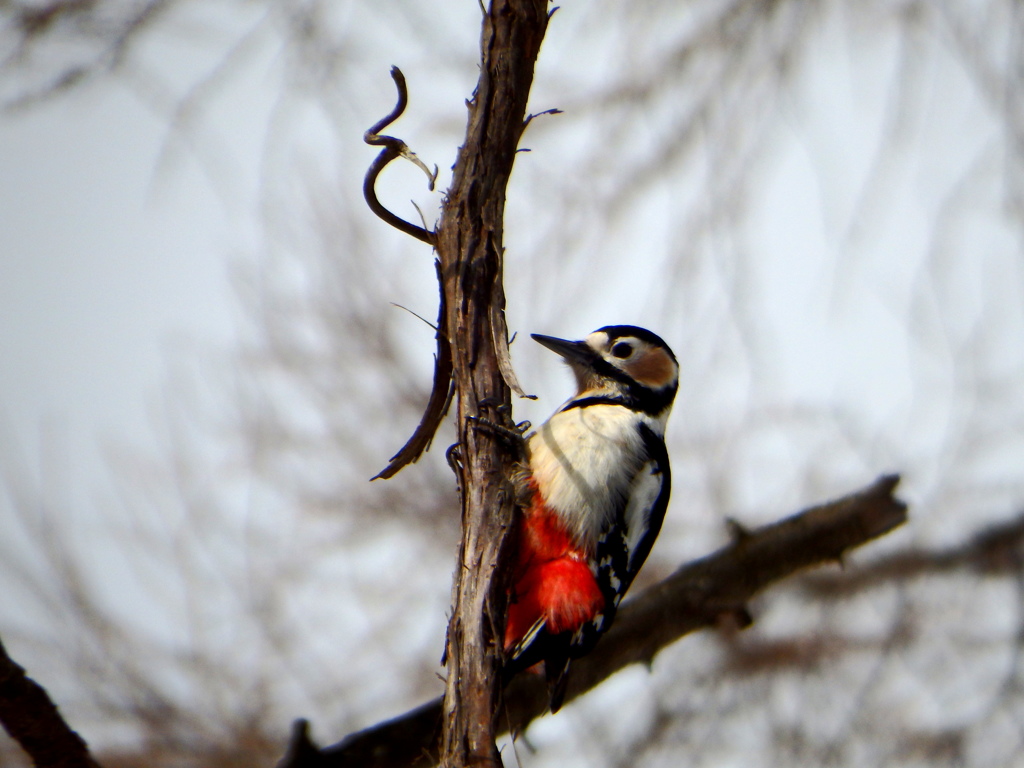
xmin=504 ymin=325 xmax=678 ymax=711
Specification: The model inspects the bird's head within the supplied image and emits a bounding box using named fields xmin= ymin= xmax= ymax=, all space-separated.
xmin=532 ymin=325 xmax=678 ymax=415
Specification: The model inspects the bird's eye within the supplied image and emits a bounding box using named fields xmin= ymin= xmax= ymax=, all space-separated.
xmin=611 ymin=341 xmax=634 ymax=359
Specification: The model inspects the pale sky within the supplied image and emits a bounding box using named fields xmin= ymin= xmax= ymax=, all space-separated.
xmin=0 ymin=85 xmax=240 ymax=490
xmin=3 ymin=5 xmax=1024 ymax=764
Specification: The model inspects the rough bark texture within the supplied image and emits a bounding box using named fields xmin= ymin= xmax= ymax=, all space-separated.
xmin=432 ymin=2 xmax=550 ymax=766
xmin=291 ymin=474 xmax=907 ymax=768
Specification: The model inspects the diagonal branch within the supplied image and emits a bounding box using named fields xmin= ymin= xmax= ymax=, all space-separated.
xmin=278 ymin=474 xmax=908 ymax=768
xmin=801 ymin=506 xmax=1024 ymax=594
xmin=0 ymin=635 xmax=103 ymax=768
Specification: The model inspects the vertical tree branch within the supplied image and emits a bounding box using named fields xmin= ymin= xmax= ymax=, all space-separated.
xmin=434 ymin=1 xmax=550 ymax=765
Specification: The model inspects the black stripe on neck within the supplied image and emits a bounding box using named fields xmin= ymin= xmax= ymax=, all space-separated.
xmin=561 ymin=388 xmax=674 ymax=417
xmin=561 ymin=396 xmax=630 ymax=412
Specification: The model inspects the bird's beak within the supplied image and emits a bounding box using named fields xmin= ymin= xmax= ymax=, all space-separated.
xmin=531 ymin=334 xmax=599 ymax=368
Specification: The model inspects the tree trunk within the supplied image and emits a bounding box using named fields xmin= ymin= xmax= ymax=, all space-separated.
xmin=435 ymin=1 xmax=550 ymax=765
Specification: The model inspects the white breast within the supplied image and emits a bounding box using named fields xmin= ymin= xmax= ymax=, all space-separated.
xmin=528 ymin=404 xmax=660 ymax=552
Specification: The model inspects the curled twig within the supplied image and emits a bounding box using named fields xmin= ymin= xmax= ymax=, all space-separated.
xmin=363 ymin=67 xmax=452 ymax=480
xmin=363 ymin=66 xmax=438 ymax=246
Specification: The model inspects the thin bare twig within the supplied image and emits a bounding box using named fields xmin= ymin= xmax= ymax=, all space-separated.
xmin=520 ymin=107 xmax=563 ymax=138
xmin=372 ymin=262 xmax=455 ymax=480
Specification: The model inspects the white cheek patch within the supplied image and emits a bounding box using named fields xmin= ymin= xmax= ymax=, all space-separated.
xmin=585 ymin=330 xmax=610 ymax=353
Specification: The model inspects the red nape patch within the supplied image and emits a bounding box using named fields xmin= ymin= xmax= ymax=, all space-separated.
xmin=504 ymin=488 xmax=604 ymax=650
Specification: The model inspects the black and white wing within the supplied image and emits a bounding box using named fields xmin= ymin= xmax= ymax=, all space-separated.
xmin=584 ymin=422 xmax=671 ymax=648
xmin=545 ymin=423 xmax=671 ymax=710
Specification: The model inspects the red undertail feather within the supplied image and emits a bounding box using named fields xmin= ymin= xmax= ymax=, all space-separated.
xmin=505 ymin=481 xmax=605 ymax=651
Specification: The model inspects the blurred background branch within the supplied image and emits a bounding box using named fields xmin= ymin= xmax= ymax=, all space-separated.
xmin=307 ymin=474 xmax=907 ymax=768
xmin=2 ymin=1 xmax=1024 ymax=767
